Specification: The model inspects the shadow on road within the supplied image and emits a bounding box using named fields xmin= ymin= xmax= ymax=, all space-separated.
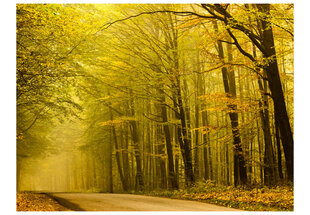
xmin=46 ymin=193 xmax=85 ymax=211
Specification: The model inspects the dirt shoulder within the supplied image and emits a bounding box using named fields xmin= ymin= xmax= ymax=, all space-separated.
xmin=16 ymin=192 xmax=71 ymax=211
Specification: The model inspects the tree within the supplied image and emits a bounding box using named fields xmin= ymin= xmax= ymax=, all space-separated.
xmin=201 ymin=3 xmax=293 ymax=182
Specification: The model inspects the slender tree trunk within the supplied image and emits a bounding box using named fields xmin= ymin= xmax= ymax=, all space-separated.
xmin=109 ymin=110 xmax=128 ymax=191
xmin=145 ymin=114 xmax=152 ymax=189
xmin=175 ymin=81 xmax=195 ymax=185
xmin=202 ymin=119 xmax=209 ymax=181
xmin=154 ymin=115 xmax=167 ymax=189
xmin=213 ymin=20 xmax=247 ymax=185
xmin=183 ymin=78 xmax=193 ymax=172
xmin=257 ymin=77 xmax=276 ymax=185
xmin=275 ymin=121 xmax=284 ymax=180
xmin=174 ymin=124 xmax=180 ymax=186
xmin=122 ymin=126 xmax=131 ymax=190
xmin=193 ymin=72 xmax=200 ymax=179
xmin=195 ymin=55 xmax=211 ymax=182
xmin=128 ymin=91 xmax=144 ymax=190
xmin=201 ymin=75 xmax=212 ymax=181
xmin=166 ymin=17 xmax=195 ymax=185
xmin=194 ymin=95 xmax=200 ymax=177
xmin=158 ymin=88 xmax=178 ymax=189
xmin=130 ymin=120 xmax=144 ymax=190
xmin=167 ymin=12 xmax=195 ymax=185
xmin=80 ymin=152 xmax=86 ymax=191
xmin=107 ymin=128 xmax=113 ymax=193
xmin=225 ymin=35 xmax=247 ymax=185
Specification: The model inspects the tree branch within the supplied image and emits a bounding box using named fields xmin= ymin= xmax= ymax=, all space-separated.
xmin=20 ymin=106 xmax=50 ymax=132
xmin=204 ymin=4 xmax=265 ymax=53
xmin=97 ymin=10 xmax=216 ymax=33
xmin=142 ymin=113 xmax=164 ymax=123
xmin=219 ymin=39 xmax=235 ymax=45
xmin=226 ymin=28 xmax=256 ymax=62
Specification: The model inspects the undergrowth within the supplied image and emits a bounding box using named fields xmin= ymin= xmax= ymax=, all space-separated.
xmin=131 ymin=180 xmax=293 ymax=211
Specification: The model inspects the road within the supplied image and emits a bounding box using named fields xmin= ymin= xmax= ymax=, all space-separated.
xmin=49 ymin=193 xmax=240 ymax=211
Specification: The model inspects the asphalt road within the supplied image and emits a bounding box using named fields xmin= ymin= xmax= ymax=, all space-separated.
xmin=49 ymin=193 xmax=240 ymax=211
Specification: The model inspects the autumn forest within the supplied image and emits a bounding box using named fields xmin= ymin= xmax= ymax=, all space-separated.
xmin=16 ymin=3 xmax=294 ymax=211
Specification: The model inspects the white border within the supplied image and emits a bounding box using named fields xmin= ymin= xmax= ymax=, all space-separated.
xmin=3 ymin=0 xmax=310 ymax=214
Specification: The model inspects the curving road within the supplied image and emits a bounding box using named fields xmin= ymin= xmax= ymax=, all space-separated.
xmin=49 ymin=193 xmax=240 ymax=211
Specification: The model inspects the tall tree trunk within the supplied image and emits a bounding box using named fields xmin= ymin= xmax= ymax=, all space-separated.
xmin=157 ymin=125 xmax=167 ymax=189
xmin=168 ymin=12 xmax=195 ymax=185
xmin=107 ymin=128 xmax=113 ymax=193
xmin=175 ymin=80 xmax=195 ymax=185
xmin=200 ymin=73 xmax=212 ymax=181
xmin=145 ymin=113 xmax=152 ymax=189
xmin=130 ymin=120 xmax=144 ymax=190
xmin=183 ymin=78 xmax=193 ymax=173
xmin=158 ymin=88 xmax=178 ymax=189
xmin=174 ymin=123 xmax=180 ymax=186
xmin=129 ymin=91 xmax=144 ymax=190
xmin=251 ymin=37 xmax=276 ymax=185
xmin=257 ymin=77 xmax=276 ymax=185
xmin=256 ymin=4 xmax=293 ymax=183
xmin=213 ymin=20 xmax=247 ymax=185
xmin=80 ymin=152 xmax=86 ymax=191
xmin=226 ymin=35 xmax=247 ymax=185
xmin=194 ymin=92 xmax=200 ymax=177
xmin=122 ymin=125 xmax=131 ymax=190
xmin=109 ymin=109 xmax=128 ymax=191
xmin=275 ymin=120 xmax=284 ymax=180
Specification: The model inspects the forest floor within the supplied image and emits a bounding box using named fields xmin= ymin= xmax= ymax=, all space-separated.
xmin=16 ymin=192 xmax=71 ymax=211
xmin=132 ymin=182 xmax=294 ymax=211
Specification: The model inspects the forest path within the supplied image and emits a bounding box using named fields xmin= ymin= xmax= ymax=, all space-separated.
xmin=48 ymin=193 xmax=240 ymax=211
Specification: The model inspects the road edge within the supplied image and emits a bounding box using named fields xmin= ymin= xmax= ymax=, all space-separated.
xmin=45 ymin=193 xmax=85 ymax=211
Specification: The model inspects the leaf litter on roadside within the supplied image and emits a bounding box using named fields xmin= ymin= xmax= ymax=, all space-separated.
xmin=16 ymin=192 xmax=70 ymax=211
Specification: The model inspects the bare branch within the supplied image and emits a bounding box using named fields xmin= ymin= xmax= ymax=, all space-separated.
xmin=226 ymin=28 xmax=256 ymax=62
xmin=97 ymin=10 xmax=216 ymax=33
